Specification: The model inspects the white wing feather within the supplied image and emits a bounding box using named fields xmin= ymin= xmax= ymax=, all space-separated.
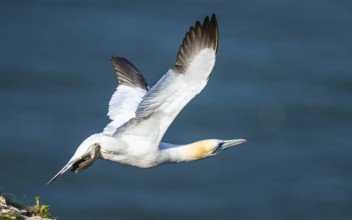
xmin=112 ymin=15 xmax=218 ymax=151
xmin=136 ymin=49 xmax=215 ymax=118
xmin=114 ymin=48 xmax=216 ymax=144
xmin=103 ymin=56 xmax=149 ymax=136
xmin=103 ymin=85 xmax=147 ymax=135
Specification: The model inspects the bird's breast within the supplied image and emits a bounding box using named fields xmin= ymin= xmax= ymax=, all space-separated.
xmin=100 ymin=146 xmax=160 ymax=168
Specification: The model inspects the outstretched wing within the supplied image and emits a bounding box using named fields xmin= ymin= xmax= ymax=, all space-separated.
xmin=114 ymin=14 xmax=219 ymax=147
xmin=103 ymin=56 xmax=149 ymax=135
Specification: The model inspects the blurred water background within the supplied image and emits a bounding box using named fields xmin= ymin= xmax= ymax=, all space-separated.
xmin=1 ymin=0 xmax=352 ymax=219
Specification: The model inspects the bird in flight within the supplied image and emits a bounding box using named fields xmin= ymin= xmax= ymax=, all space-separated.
xmin=47 ymin=14 xmax=246 ymax=185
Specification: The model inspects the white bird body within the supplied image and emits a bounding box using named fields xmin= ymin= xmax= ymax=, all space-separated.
xmin=47 ymin=14 xmax=246 ymax=185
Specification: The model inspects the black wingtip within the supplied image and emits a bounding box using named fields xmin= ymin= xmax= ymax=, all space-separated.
xmin=209 ymin=14 xmax=218 ymax=54
xmin=173 ymin=14 xmax=219 ymax=74
xmin=211 ymin=13 xmax=216 ymax=21
xmin=110 ymin=56 xmax=149 ymax=90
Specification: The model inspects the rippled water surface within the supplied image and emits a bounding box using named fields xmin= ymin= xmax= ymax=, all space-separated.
xmin=1 ymin=1 xmax=352 ymax=219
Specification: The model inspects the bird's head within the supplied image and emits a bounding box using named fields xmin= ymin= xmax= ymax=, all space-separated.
xmin=181 ymin=138 xmax=246 ymax=161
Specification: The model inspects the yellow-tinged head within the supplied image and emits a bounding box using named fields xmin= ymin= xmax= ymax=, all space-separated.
xmin=183 ymin=139 xmax=219 ymax=160
xmin=180 ymin=138 xmax=246 ymax=161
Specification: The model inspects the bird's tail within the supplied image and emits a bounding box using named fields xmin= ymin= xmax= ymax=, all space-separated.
xmin=45 ymin=161 xmax=74 ymax=186
xmin=45 ymin=144 xmax=101 ymax=186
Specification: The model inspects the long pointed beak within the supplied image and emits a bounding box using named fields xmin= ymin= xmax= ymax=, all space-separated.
xmin=221 ymin=139 xmax=247 ymax=150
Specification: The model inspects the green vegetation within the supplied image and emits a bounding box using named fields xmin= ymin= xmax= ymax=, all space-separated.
xmin=29 ymin=196 xmax=54 ymax=219
xmin=0 ymin=193 xmax=54 ymax=220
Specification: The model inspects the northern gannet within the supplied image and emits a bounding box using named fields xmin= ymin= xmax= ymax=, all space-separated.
xmin=47 ymin=14 xmax=246 ymax=185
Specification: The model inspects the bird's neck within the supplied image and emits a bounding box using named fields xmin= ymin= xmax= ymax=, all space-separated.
xmin=159 ymin=139 xmax=219 ymax=163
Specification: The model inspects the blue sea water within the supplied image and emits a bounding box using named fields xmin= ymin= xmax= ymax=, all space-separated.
xmin=1 ymin=1 xmax=352 ymax=219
